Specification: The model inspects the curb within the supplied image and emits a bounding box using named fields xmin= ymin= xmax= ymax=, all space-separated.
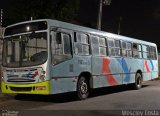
xmin=0 ymin=93 xmax=15 ymax=103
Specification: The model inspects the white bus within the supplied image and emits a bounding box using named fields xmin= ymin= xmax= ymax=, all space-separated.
xmin=1 ymin=19 xmax=158 ymax=100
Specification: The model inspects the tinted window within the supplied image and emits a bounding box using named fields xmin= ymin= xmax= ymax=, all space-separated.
xmin=133 ymin=43 xmax=142 ymax=58
xmin=150 ymin=46 xmax=157 ymax=60
xmin=3 ymin=32 xmax=47 ymax=67
xmin=75 ymin=32 xmax=90 ymax=55
xmin=142 ymin=45 xmax=149 ymax=59
xmin=51 ymin=31 xmax=72 ymax=64
xmin=99 ymin=37 xmax=107 ymax=56
xmin=91 ymin=35 xmax=99 ymax=55
xmin=63 ymin=34 xmax=71 ymax=54
xmin=127 ymin=42 xmax=132 ymax=57
xmin=108 ymin=39 xmax=114 ymax=47
xmin=99 ymin=37 xmax=106 ymax=46
xmin=108 ymin=39 xmax=120 ymax=56
xmin=91 ymin=36 xmax=107 ymax=56
xmin=5 ymin=21 xmax=48 ymax=36
xmin=122 ymin=41 xmax=127 ymax=56
xmin=91 ymin=36 xmax=99 ymax=45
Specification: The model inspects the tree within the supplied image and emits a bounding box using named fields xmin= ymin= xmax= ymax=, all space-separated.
xmin=55 ymin=0 xmax=80 ymax=21
xmin=6 ymin=0 xmax=80 ymax=25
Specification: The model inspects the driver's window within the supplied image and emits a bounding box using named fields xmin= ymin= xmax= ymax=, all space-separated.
xmin=51 ymin=31 xmax=72 ymax=64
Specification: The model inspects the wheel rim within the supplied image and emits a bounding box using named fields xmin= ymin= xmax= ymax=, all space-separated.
xmin=137 ymin=75 xmax=142 ymax=88
xmin=80 ymin=81 xmax=88 ymax=94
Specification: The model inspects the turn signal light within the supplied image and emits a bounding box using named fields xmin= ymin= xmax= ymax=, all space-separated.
xmin=34 ymin=71 xmax=39 ymax=77
xmin=36 ymin=86 xmax=46 ymax=90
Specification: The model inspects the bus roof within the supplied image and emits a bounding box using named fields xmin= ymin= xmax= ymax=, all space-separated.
xmin=6 ymin=19 xmax=156 ymax=47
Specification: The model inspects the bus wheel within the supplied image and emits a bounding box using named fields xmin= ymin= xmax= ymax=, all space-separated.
xmin=77 ymin=76 xmax=89 ymax=100
xmin=133 ymin=73 xmax=142 ymax=90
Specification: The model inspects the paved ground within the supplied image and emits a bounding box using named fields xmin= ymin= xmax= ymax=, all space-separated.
xmin=0 ymin=80 xmax=160 ymax=116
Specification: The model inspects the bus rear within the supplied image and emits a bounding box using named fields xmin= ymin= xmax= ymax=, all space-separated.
xmin=1 ymin=20 xmax=50 ymax=95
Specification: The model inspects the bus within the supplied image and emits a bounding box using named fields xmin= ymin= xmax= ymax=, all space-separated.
xmin=1 ymin=19 xmax=158 ymax=100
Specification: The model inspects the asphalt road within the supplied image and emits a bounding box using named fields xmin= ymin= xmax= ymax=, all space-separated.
xmin=1 ymin=80 xmax=160 ymax=116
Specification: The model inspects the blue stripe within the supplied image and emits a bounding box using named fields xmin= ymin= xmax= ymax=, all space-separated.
xmin=149 ymin=59 xmax=154 ymax=71
xmin=118 ymin=58 xmax=131 ymax=82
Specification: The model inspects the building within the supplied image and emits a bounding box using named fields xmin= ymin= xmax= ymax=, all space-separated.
xmin=0 ymin=27 xmax=5 ymax=64
xmin=0 ymin=27 xmax=4 ymax=80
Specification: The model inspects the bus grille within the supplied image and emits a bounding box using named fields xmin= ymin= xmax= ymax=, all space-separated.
xmin=7 ymin=79 xmax=35 ymax=82
xmin=10 ymin=87 xmax=33 ymax=92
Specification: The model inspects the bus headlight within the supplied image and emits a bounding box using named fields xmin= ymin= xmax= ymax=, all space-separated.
xmin=39 ymin=75 xmax=45 ymax=81
xmin=39 ymin=71 xmax=46 ymax=81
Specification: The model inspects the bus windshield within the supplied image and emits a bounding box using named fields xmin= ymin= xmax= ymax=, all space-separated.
xmin=2 ymin=32 xmax=47 ymax=67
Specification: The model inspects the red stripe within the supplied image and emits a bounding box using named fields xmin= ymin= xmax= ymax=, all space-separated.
xmin=107 ymin=75 xmax=118 ymax=86
xmin=102 ymin=58 xmax=118 ymax=86
xmin=145 ymin=60 xmax=150 ymax=72
xmin=102 ymin=58 xmax=110 ymax=74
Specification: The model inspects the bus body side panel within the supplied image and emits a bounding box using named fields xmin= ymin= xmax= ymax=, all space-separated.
xmin=91 ymin=57 xmax=108 ymax=88
xmin=91 ymin=57 xmax=123 ymax=88
xmin=109 ymin=57 xmax=123 ymax=85
xmin=50 ymin=56 xmax=91 ymax=94
xmin=118 ymin=58 xmax=133 ymax=84
xmin=143 ymin=60 xmax=153 ymax=81
xmin=122 ymin=58 xmax=144 ymax=84
xmin=150 ymin=60 xmax=158 ymax=79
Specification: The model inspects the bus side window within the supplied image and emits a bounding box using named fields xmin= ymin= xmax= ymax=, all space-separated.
xmin=147 ymin=46 xmax=151 ymax=59
xmin=126 ymin=42 xmax=132 ymax=57
xmin=122 ymin=41 xmax=127 ymax=57
xmin=138 ymin=44 xmax=142 ymax=58
xmin=114 ymin=40 xmax=121 ymax=56
xmin=51 ymin=31 xmax=72 ymax=64
xmin=154 ymin=47 xmax=157 ymax=60
xmin=133 ymin=43 xmax=139 ymax=58
xmin=90 ymin=35 xmax=107 ymax=56
xmin=153 ymin=47 xmax=157 ymax=60
xmin=133 ymin=43 xmax=142 ymax=58
xmin=150 ymin=46 xmax=157 ymax=60
xmin=108 ymin=38 xmax=114 ymax=56
xmin=99 ymin=37 xmax=107 ymax=56
xmin=142 ymin=45 xmax=149 ymax=59
xmin=74 ymin=32 xmax=90 ymax=55
xmin=62 ymin=33 xmax=72 ymax=55
xmin=91 ymin=35 xmax=99 ymax=56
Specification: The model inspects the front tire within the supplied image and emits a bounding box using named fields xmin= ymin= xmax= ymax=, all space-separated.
xmin=77 ymin=76 xmax=90 ymax=100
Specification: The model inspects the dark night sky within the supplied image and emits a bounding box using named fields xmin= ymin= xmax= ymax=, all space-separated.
xmin=78 ymin=0 xmax=160 ymax=43
xmin=0 ymin=0 xmax=160 ymax=43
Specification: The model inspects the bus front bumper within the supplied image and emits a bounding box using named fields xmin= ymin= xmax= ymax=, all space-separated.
xmin=1 ymin=81 xmax=50 ymax=95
